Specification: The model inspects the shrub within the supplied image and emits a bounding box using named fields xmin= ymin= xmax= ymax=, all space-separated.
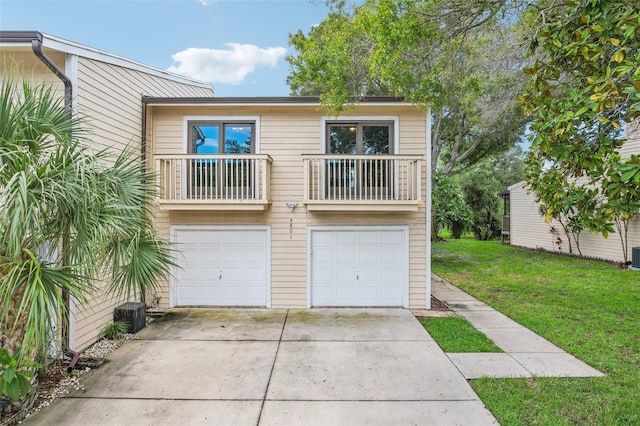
xmin=101 ymin=322 xmax=128 ymax=340
xmin=0 ymin=348 xmax=40 ymax=401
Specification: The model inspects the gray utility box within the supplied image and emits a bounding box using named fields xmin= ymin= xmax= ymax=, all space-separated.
xmin=631 ymin=247 xmax=640 ymax=269
xmin=114 ymin=302 xmax=146 ymax=333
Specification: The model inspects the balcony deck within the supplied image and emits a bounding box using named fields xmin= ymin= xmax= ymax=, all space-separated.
xmin=303 ymin=154 xmax=423 ymax=211
xmin=155 ymin=154 xmax=272 ymax=210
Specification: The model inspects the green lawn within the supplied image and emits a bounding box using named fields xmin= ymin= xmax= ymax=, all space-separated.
xmin=432 ymin=239 xmax=640 ymax=425
xmin=417 ymin=316 xmax=502 ymax=352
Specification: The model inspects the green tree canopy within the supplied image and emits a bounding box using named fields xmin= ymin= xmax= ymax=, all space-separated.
xmin=287 ymin=0 xmax=529 ymax=175
xmin=522 ymin=0 xmax=640 ymax=262
xmin=0 ymin=77 xmax=174 ymax=358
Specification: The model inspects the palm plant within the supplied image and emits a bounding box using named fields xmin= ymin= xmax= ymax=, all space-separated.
xmin=0 ymin=76 xmax=174 ymax=359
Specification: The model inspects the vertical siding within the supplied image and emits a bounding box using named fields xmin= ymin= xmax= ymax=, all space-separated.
xmin=76 ymin=57 xmax=212 ymax=155
xmin=149 ymin=105 xmax=429 ymax=309
xmin=1 ymin=47 xmax=213 ymax=351
xmin=510 ymin=181 xmax=640 ymax=263
xmin=71 ymin=58 xmax=213 ymax=350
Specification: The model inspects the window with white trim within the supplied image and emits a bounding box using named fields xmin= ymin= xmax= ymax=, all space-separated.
xmin=325 ymin=121 xmax=395 ymax=199
xmin=188 ymin=121 xmax=254 ymax=154
xmin=186 ymin=121 xmax=256 ymax=199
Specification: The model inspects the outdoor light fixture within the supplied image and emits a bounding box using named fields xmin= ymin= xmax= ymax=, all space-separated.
xmin=286 ymin=202 xmax=298 ymax=211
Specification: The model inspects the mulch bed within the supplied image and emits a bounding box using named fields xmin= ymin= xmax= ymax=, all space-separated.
xmin=0 ymin=364 xmax=67 ymax=426
xmin=430 ymin=295 xmax=452 ymax=311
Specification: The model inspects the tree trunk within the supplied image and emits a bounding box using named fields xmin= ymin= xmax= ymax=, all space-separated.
xmin=1 ymin=286 xmax=30 ymax=357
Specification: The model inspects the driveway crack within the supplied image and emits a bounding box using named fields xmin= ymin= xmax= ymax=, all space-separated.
xmin=257 ymin=309 xmax=288 ymax=425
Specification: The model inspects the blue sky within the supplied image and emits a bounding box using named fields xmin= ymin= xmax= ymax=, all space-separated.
xmin=0 ymin=0 xmax=332 ymax=96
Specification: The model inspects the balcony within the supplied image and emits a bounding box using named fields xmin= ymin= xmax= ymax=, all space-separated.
xmin=303 ymin=155 xmax=423 ymax=211
xmin=155 ymin=154 xmax=272 ymax=210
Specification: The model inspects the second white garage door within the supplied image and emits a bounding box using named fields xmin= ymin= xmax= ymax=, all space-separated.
xmin=310 ymin=227 xmax=408 ymax=307
xmin=171 ymin=226 xmax=270 ymax=307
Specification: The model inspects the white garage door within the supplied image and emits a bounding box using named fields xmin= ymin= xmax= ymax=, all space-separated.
xmin=172 ymin=227 xmax=269 ymax=307
xmin=310 ymin=228 xmax=407 ymax=307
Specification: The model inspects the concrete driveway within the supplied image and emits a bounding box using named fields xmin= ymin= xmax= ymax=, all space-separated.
xmin=23 ymin=309 xmax=497 ymax=425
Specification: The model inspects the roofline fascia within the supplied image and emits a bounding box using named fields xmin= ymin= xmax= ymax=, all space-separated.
xmin=142 ymin=96 xmax=413 ymax=108
xmin=42 ymin=34 xmax=212 ymax=90
xmin=0 ymin=31 xmax=213 ymax=91
xmin=507 ymin=180 xmax=526 ymax=192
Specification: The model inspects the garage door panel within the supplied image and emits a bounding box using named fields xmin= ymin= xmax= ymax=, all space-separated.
xmin=358 ymin=232 xmax=378 ymax=245
xmin=174 ymin=231 xmax=202 ymax=244
xmin=359 ymin=269 xmax=379 ymax=281
xmin=312 ymin=231 xmax=335 ymax=246
xmin=381 ymin=253 xmax=401 ymax=266
xmin=312 ymin=268 xmax=333 ymax=282
xmin=336 ymin=248 xmax=357 ymax=263
xmin=358 ymin=247 xmax=379 ymax=264
xmin=244 ymin=247 xmax=267 ymax=263
xmin=336 ymin=267 xmax=356 ymax=281
xmin=200 ymin=286 xmax=221 ymax=300
xmin=336 ymin=286 xmax=357 ymax=301
xmin=222 ymin=266 xmax=245 ymax=281
xmin=313 ymin=247 xmax=335 ymax=263
xmin=336 ymin=232 xmax=356 ymax=245
xmin=313 ymin=286 xmax=333 ymax=300
xmin=381 ymin=268 xmax=402 ymax=281
xmin=173 ymin=228 xmax=268 ymax=307
xmin=358 ymin=286 xmax=378 ymax=300
xmin=218 ymin=231 xmax=243 ymax=245
xmin=245 ymin=267 xmax=266 ymax=281
xmin=311 ymin=229 xmax=406 ymax=307
xmin=380 ymin=231 xmax=402 ymax=244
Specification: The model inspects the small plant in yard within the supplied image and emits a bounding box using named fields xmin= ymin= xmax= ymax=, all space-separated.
xmin=0 ymin=348 xmax=40 ymax=401
xmin=101 ymin=322 xmax=129 ymax=340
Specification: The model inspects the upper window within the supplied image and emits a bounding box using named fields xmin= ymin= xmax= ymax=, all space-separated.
xmin=326 ymin=122 xmax=393 ymax=155
xmin=189 ymin=121 xmax=254 ymax=154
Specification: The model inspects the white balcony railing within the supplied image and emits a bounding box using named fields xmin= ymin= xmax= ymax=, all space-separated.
xmin=155 ymin=154 xmax=272 ymax=210
xmin=303 ymin=155 xmax=423 ymax=211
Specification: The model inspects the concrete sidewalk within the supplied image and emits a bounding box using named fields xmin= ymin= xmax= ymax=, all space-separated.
xmin=421 ymin=274 xmax=605 ymax=380
xmin=23 ymin=308 xmax=498 ymax=426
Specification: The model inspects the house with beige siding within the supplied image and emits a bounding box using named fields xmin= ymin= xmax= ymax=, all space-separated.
xmin=143 ymin=97 xmax=432 ymax=309
xmin=0 ymin=31 xmax=214 ymax=351
xmin=507 ymin=120 xmax=640 ymax=263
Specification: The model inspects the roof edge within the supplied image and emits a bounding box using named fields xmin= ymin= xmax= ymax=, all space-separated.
xmin=142 ymin=96 xmax=411 ymax=106
xmin=507 ymin=180 xmax=526 ymax=191
xmin=0 ymin=31 xmax=42 ymax=43
xmin=0 ymin=31 xmax=213 ymax=91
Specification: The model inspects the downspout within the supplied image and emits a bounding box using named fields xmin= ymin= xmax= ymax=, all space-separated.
xmin=426 ymin=109 xmax=432 ymax=310
xmin=31 ymin=32 xmax=78 ymax=365
xmin=141 ymin=97 xmax=147 ymax=162
xmin=31 ymin=32 xmax=73 ymax=112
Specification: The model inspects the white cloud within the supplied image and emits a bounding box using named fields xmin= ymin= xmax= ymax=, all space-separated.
xmin=167 ymin=43 xmax=287 ymax=85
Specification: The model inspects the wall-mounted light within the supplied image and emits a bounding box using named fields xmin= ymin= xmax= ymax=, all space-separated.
xmin=286 ymin=202 xmax=298 ymax=211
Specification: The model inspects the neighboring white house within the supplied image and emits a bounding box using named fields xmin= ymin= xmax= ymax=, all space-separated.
xmin=507 ymin=120 xmax=640 ymax=264
xmin=0 ymin=31 xmax=215 ymax=351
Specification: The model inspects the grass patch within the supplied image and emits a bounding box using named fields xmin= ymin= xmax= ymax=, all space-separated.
xmin=432 ymin=239 xmax=640 ymax=425
xmin=417 ymin=316 xmax=502 ymax=352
